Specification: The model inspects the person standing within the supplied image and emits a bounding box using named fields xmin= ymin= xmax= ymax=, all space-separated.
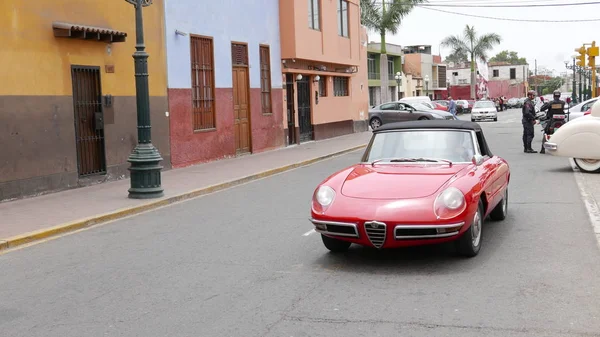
xmin=448 ymin=96 xmax=456 ymax=116
xmin=522 ymin=90 xmax=538 ymax=153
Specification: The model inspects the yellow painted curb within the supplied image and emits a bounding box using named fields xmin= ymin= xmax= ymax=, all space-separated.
xmin=0 ymin=144 xmax=366 ymax=252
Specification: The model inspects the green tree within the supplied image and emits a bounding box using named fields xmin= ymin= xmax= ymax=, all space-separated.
xmin=360 ymin=0 xmax=425 ymax=102
xmin=489 ymin=50 xmax=528 ymax=65
xmin=444 ymin=50 xmax=469 ymax=64
xmin=441 ymin=25 xmax=502 ymax=99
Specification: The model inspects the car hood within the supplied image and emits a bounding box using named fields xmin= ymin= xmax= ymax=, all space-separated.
xmin=472 ymin=107 xmax=496 ymax=112
xmin=340 ymin=164 xmax=469 ymax=200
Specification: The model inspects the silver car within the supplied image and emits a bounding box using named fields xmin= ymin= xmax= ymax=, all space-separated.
xmin=368 ymin=101 xmax=456 ymax=129
xmin=470 ymin=100 xmax=498 ymax=122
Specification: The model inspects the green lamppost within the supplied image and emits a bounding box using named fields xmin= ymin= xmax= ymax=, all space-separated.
xmin=125 ymin=0 xmax=164 ymax=199
xmin=565 ymin=57 xmax=578 ymax=104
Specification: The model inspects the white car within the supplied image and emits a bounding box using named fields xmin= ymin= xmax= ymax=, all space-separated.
xmin=567 ymin=97 xmax=597 ymax=121
xmin=470 ymin=100 xmax=498 ymax=122
xmin=544 ymin=99 xmax=600 ymax=173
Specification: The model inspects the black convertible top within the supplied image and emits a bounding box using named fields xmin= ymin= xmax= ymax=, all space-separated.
xmin=373 ymin=120 xmax=483 ymax=133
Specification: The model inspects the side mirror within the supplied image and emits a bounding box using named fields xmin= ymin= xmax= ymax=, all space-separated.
xmin=472 ymin=154 xmax=484 ymax=166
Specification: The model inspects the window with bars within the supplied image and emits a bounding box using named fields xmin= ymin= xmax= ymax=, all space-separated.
xmin=333 ymin=77 xmax=349 ymax=96
xmin=259 ymin=45 xmax=272 ymax=114
xmin=318 ymin=76 xmax=327 ymax=96
xmin=308 ymin=0 xmax=320 ymax=30
xmin=387 ymin=57 xmax=394 ymax=80
xmin=190 ymin=35 xmax=216 ymax=131
xmin=337 ymin=0 xmax=349 ymax=37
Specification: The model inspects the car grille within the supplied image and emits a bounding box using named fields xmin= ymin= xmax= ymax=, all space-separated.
xmin=364 ymin=221 xmax=386 ymax=248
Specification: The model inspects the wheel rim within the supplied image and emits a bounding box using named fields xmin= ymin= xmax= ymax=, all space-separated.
xmin=471 ymin=209 xmax=482 ymax=247
xmin=371 ymin=119 xmax=381 ymax=129
xmin=575 ymin=158 xmax=600 ymax=172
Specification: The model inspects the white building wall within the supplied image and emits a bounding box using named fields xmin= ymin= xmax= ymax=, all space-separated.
xmin=449 ymin=64 xmax=529 ymax=85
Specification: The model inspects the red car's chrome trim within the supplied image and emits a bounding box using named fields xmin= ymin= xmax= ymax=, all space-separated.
xmin=309 ymin=218 xmax=360 ymax=238
xmin=393 ymin=222 xmax=465 ymax=240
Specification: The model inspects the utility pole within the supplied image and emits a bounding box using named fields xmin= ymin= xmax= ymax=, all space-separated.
xmin=534 ymin=59 xmax=538 ymax=95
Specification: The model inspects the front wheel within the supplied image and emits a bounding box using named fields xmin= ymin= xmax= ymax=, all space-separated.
xmin=574 ymin=158 xmax=600 ymax=173
xmin=321 ymin=234 xmax=351 ymax=252
xmin=456 ymin=199 xmax=484 ymax=257
xmin=418 ymin=116 xmax=430 ymax=120
xmin=369 ymin=118 xmax=382 ymax=130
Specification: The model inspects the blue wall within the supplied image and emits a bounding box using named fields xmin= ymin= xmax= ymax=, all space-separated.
xmin=164 ymin=0 xmax=282 ymax=89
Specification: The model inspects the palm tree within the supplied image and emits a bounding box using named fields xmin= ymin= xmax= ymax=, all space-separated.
xmin=360 ymin=0 xmax=425 ymax=103
xmin=441 ymin=25 xmax=501 ymax=99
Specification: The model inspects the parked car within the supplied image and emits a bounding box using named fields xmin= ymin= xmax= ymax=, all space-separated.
xmin=544 ymin=99 xmax=600 ymax=173
xmin=456 ymin=99 xmax=470 ymax=114
xmin=471 ymin=100 xmax=498 ymax=122
xmin=432 ymin=101 xmax=449 ymax=111
xmin=507 ymin=97 xmax=520 ymax=108
xmin=309 ymin=119 xmax=510 ymax=257
xmin=567 ymin=97 xmax=598 ymax=121
xmin=368 ymin=101 xmax=455 ymax=129
xmin=434 ymin=100 xmax=449 ymax=108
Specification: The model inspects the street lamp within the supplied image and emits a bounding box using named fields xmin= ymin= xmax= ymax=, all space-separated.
xmin=124 ymin=0 xmax=164 ymax=199
xmin=394 ymin=71 xmax=402 ymax=99
xmin=565 ymin=56 xmax=578 ymax=104
xmin=424 ymin=75 xmax=429 ymax=98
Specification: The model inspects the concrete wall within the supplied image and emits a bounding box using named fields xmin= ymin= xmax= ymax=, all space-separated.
xmin=165 ymin=0 xmax=284 ymax=167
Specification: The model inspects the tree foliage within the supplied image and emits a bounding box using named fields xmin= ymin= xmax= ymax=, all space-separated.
xmin=360 ymin=0 xmax=426 ymax=54
xmin=441 ymin=25 xmax=502 ymax=98
xmin=444 ymin=50 xmax=469 ymax=64
xmin=489 ymin=50 xmax=528 ymax=65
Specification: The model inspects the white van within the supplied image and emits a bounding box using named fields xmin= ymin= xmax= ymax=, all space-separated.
xmin=399 ymin=96 xmax=432 ymax=105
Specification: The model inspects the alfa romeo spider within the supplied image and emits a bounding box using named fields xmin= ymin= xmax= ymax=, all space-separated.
xmin=309 ymin=120 xmax=510 ymax=257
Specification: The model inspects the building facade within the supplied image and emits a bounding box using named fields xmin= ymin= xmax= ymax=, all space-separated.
xmin=367 ymin=43 xmax=404 ymax=106
xmin=448 ymin=62 xmax=529 ymax=99
xmin=402 ymin=45 xmax=448 ymax=100
xmin=165 ymin=0 xmax=284 ymax=168
xmin=279 ymin=0 xmax=369 ymax=144
xmin=0 ymin=0 xmax=170 ymax=201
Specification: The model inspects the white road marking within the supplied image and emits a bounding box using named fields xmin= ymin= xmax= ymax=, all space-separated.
xmin=570 ymin=159 xmax=600 ymax=248
xmin=302 ymin=229 xmax=316 ymax=236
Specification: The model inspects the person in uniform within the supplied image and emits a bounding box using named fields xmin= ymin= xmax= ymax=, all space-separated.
xmin=522 ymin=90 xmax=538 ymax=153
xmin=539 ymin=90 xmax=566 ymax=153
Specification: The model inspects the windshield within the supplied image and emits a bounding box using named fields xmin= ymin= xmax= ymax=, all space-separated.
xmin=473 ymin=101 xmax=496 ymax=109
xmin=412 ymin=102 xmax=432 ymax=110
xmin=364 ymin=130 xmax=476 ymax=163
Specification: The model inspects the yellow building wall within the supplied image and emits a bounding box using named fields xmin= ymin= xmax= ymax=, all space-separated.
xmin=0 ymin=0 xmax=167 ymax=97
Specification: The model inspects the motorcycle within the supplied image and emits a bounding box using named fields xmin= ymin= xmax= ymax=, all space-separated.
xmin=539 ymin=97 xmax=571 ymax=153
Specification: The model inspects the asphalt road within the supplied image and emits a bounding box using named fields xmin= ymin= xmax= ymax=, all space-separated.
xmin=1 ymin=108 xmax=600 ymax=337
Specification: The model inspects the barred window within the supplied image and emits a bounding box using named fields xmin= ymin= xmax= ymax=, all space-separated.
xmin=318 ymin=76 xmax=327 ymax=96
xmin=190 ymin=35 xmax=216 ymax=130
xmin=333 ymin=77 xmax=349 ymax=96
xmin=259 ymin=45 xmax=272 ymax=114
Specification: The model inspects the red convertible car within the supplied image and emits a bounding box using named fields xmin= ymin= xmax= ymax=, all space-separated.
xmin=310 ymin=120 xmax=510 ymax=257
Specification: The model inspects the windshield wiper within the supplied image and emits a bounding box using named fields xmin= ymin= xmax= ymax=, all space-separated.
xmin=371 ymin=157 xmax=453 ymax=166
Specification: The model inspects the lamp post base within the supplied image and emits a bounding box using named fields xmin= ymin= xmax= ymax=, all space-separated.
xmin=127 ymin=143 xmax=164 ymax=199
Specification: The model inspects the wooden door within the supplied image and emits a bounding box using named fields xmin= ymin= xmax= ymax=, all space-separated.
xmin=233 ymin=66 xmax=251 ymax=154
xmin=71 ymin=66 xmax=106 ymax=176
xmin=297 ymin=77 xmax=313 ymax=142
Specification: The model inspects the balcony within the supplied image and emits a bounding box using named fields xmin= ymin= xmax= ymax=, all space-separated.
xmin=368 ymin=72 xmax=380 ymax=80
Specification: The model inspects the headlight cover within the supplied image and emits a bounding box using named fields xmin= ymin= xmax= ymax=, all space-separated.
xmin=433 ymin=187 xmax=466 ymax=219
xmin=315 ymin=186 xmax=336 ymax=207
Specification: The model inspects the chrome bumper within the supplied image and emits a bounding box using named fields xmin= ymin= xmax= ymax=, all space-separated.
xmin=393 ymin=222 xmax=465 ymax=239
xmin=543 ymin=142 xmax=557 ymax=151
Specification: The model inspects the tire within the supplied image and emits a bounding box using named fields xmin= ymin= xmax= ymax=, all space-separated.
xmin=321 ymin=234 xmax=351 ymax=252
xmin=574 ymin=158 xmax=600 ymax=173
xmin=489 ymin=187 xmax=508 ymax=221
xmin=493 ymin=117 xmax=498 ymax=122
xmin=456 ymin=199 xmax=484 ymax=257
xmin=418 ymin=116 xmax=429 ymax=120
xmin=369 ymin=118 xmax=382 ymax=130
xmin=471 ymin=118 xmax=475 ymax=122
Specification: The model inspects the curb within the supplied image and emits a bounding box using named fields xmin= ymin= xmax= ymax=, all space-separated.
xmin=0 ymin=144 xmax=367 ymax=253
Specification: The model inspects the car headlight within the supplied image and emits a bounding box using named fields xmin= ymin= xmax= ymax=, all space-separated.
xmin=315 ymin=186 xmax=335 ymax=207
xmin=433 ymin=187 xmax=466 ymax=219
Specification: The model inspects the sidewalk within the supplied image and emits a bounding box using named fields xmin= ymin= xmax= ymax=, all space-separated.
xmin=0 ymin=132 xmax=371 ymax=251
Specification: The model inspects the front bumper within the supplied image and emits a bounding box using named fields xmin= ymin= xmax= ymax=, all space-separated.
xmin=543 ymin=142 xmax=557 ymax=151
xmin=310 ymin=218 xmax=468 ymax=249
xmin=471 ymin=113 xmax=497 ymax=120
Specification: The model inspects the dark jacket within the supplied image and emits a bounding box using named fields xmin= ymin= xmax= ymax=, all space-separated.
xmin=522 ymin=98 xmax=537 ymax=122
xmin=540 ymin=99 xmax=566 ymax=120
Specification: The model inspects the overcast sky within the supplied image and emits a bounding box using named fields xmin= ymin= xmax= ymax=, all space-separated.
xmin=366 ymin=0 xmax=600 ymax=76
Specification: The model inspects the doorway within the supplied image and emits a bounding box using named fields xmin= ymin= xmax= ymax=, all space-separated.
xmin=296 ymin=76 xmax=313 ymax=142
xmin=71 ymin=65 xmax=106 ymax=176
xmin=285 ymin=74 xmax=296 ymax=145
xmin=231 ymin=43 xmax=251 ymax=154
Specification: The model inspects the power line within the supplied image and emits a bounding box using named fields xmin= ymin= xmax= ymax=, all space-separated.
xmin=419 ymin=6 xmax=600 ymax=22
xmin=421 ymin=1 xmax=600 ymax=7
